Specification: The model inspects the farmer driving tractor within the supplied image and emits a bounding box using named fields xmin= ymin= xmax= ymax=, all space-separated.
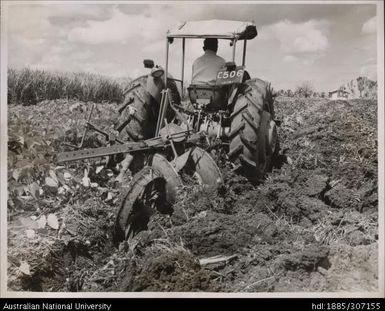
xmin=191 ymin=38 xmax=226 ymax=84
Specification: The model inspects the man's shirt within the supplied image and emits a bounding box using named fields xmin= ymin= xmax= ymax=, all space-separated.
xmin=191 ymin=50 xmax=226 ymax=84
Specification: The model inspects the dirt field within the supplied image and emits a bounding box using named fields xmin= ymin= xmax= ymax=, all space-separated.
xmin=7 ymin=96 xmax=378 ymax=292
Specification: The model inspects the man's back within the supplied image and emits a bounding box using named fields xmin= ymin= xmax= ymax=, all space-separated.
xmin=192 ymin=50 xmax=225 ymax=84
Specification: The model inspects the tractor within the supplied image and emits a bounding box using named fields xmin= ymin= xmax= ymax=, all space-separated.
xmin=57 ymin=20 xmax=279 ymax=242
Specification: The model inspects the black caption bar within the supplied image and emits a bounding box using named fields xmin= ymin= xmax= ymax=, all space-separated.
xmin=0 ymin=299 xmax=384 ymax=311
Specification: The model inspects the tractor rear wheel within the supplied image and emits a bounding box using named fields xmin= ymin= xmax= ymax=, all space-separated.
xmin=116 ymin=76 xmax=180 ymax=141
xmin=228 ymin=80 xmax=278 ymax=181
xmin=117 ymin=76 xmax=157 ymax=141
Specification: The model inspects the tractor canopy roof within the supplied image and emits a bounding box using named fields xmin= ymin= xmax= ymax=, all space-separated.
xmin=167 ymin=19 xmax=257 ymax=40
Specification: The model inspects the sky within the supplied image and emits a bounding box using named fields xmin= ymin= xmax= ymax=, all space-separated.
xmin=4 ymin=1 xmax=379 ymax=92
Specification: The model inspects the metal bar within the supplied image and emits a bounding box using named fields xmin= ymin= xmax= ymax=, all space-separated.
xmin=168 ymin=77 xmax=183 ymax=83
xmin=86 ymin=122 xmax=109 ymax=139
xmin=242 ymin=39 xmax=247 ymax=66
xmin=155 ymin=90 xmax=166 ymax=136
xmin=158 ymin=89 xmax=170 ymax=136
xmin=232 ymin=39 xmax=237 ymax=62
xmin=148 ymin=129 xmax=193 ymax=142
xmin=168 ymin=35 xmax=235 ymax=39
xmin=79 ymin=103 xmax=95 ymax=148
xmin=181 ymin=38 xmax=185 ymax=98
xmin=86 ymin=122 xmax=124 ymax=144
xmin=57 ymin=130 xmax=202 ymax=163
xmin=58 ymin=143 xmax=150 ymax=163
xmin=165 ymin=39 xmax=169 ymax=88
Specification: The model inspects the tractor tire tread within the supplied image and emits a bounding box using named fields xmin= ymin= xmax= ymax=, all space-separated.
xmin=228 ymin=80 xmax=276 ymax=181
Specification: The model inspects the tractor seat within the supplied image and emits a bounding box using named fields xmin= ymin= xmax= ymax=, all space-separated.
xmin=188 ymin=84 xmax=227 ymax=111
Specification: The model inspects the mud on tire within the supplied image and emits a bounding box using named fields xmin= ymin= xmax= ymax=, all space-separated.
xmin=228 ymin=79 xmax=277 ymax=181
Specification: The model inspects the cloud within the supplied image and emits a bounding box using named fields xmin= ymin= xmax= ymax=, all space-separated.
xmin=263 ymin=19 xmax=329 ymax=54
xmin=8 ymin=7 xmax=52 ymax=40
xmin=282 ymin=53 xmax=321 ymax=66
xmin=362 ymin=16 xmax=376 ymax=34
xmin=67 ymin=4 xmax=216 ymax=46
xmin=283 ymin=55 xmax=298 ymax=63
xmin=68 ymin=8 xmax=133 ymax=44
xmin=7 ymin=4 xmax=108 ymax=69
xmin=8 ymin=4 xmax=108 ymax=36
xmin=301 ymin=58 xmax=314 ymax=66
xmin=68 ymin=6 xmax=172 ymax=45
xmin=46 ymin=4 xmax=107 ymax=18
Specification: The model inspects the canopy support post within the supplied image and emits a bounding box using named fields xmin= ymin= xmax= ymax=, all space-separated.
xmin=165 ymin=39 xmax=170 ymax=87
xmin=181 ymin=38 xmax=185 ymax=98
xmin=232 ymin=39 xmax=237 ymax=62
xmin=242 ymin=39 xmax=247 ymax=66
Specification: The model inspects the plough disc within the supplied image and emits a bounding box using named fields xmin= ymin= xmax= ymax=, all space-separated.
xmin=189 ymin=147 xmax=223 ymax=185
xmin=114 ymin=148 xmax=223 ymax=242
xmin=114 ymin=166 xmax=168 ymax=242
xmin=150 ymin=153 xmax=182 ymax=204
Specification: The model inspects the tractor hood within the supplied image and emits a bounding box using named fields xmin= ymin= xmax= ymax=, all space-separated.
xmin=167 ymin=19 xmax=257 ymax=40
